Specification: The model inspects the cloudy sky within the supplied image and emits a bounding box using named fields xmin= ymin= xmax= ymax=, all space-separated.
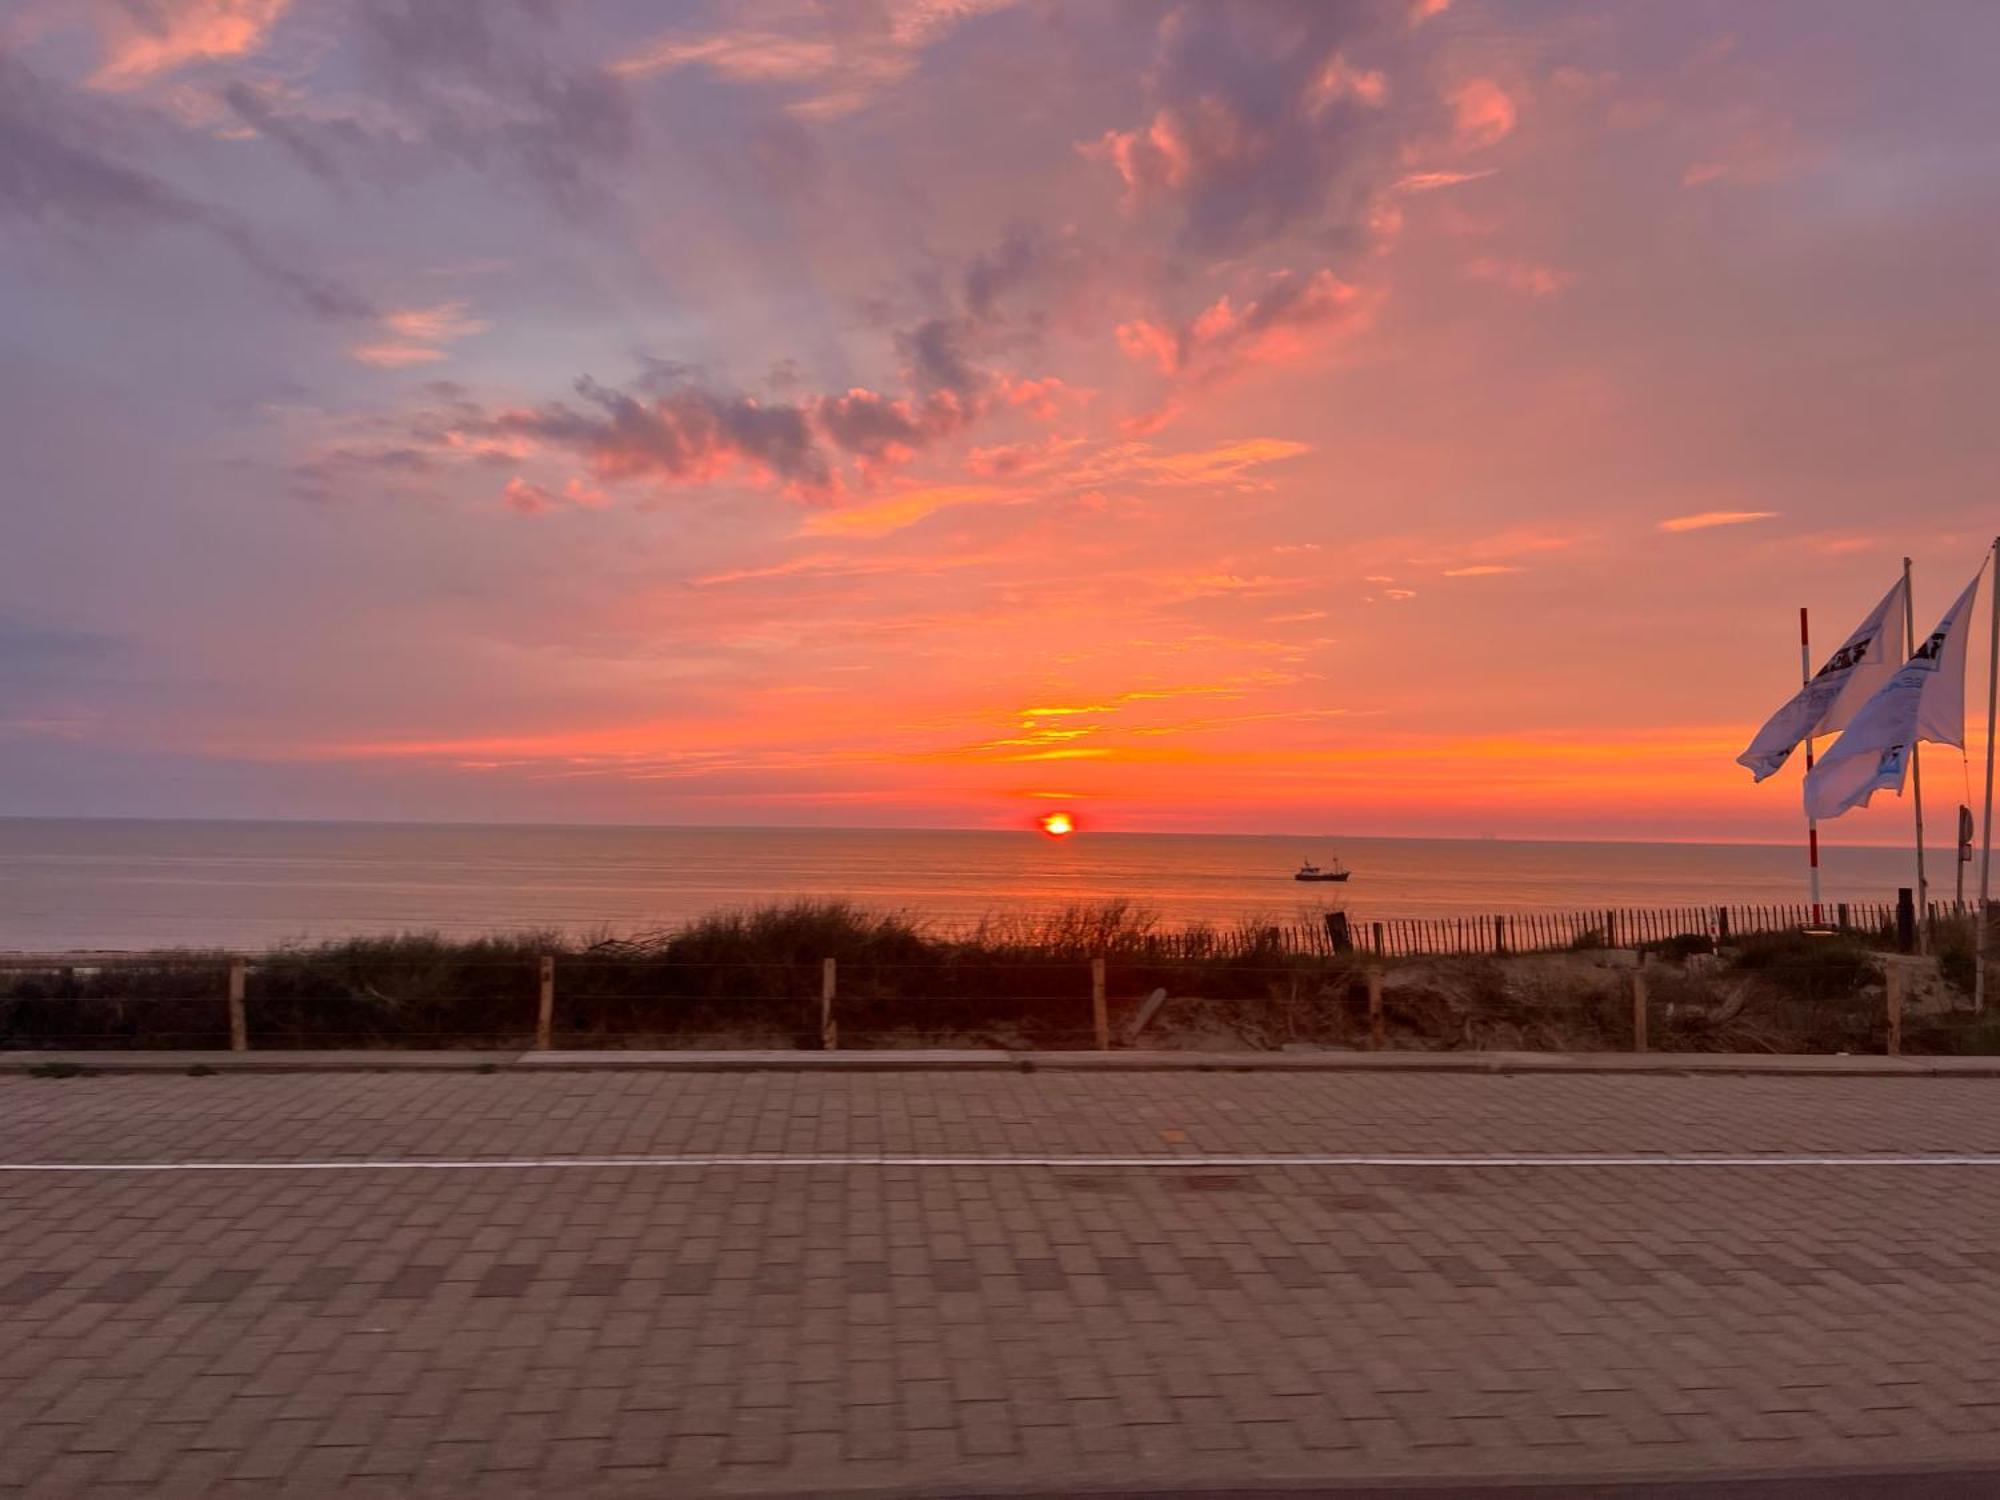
xmin=3 ymin=0 xmax=1997 ymax=840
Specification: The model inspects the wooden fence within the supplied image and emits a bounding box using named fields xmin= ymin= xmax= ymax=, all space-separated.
xmin=1119 ymin=899 xmax=1980 ymax=960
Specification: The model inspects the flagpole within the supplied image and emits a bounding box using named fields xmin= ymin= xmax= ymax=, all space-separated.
xmin=1976 ymin=535 xmax=1999 ymax=1013
xmin=1906 ymin=556 xmax=1930 ymax=952
xmin=1799 ymin=606 xmax=1822 ymax=924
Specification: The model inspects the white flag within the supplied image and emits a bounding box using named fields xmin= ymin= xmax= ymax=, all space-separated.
xmin=1803 ymin=567 xmax=1984 ymax=821
xmin=1737 ymin=577 xmax=1907 ymax=781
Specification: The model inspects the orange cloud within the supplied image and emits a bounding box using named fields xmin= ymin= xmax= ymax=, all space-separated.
xmin=1658 ymin=510 xmax=1779 ymax=533
xmin=1073 ymin=437 xmax=1312 ymax=488
xmin=1442 ymin=564 xmax=1523 ymax=577
xmin=798 ymin=484 xmax=1012 ymax=538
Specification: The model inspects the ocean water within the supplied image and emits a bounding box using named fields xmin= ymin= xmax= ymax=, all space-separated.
xmin=0 ymin=818 xmax=1947 ymax=953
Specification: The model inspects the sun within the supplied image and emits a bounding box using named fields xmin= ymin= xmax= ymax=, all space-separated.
xmin=1038 ymin=811 xmax=1075 ymax=838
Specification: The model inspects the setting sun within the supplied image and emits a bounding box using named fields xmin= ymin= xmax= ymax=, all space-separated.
xmin=1038 ymin=812 xmax=1075 ymax=838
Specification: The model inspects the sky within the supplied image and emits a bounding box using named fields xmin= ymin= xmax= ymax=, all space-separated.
xmin=2 ymin=0 xmax=1998 ymax=842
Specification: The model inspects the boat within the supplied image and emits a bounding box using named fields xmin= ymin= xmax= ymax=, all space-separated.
xmin=1294 ymin=858 xmax=1349 ymax=882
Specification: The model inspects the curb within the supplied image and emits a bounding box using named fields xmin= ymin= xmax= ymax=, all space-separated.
xmin=7 ymin=1049 xmax=2000 ymax=1078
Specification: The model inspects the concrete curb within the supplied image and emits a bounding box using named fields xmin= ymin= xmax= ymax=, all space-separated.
xmin=8 ymin=1048 xmax=2000 ymax=1077
xmin=708 ymin=1462 xmax=2000 ymax=1500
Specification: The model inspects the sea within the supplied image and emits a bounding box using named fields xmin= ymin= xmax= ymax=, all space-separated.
xmin=0 ymin=818 xmax=1946 ymax=954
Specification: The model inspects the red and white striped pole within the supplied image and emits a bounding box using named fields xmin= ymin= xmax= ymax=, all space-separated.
xmin=1801 ymin=606 xmax=1823 ymax=925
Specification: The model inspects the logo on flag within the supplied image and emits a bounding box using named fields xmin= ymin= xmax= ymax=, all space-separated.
xmin=1737 ymin=577 xmax=1908 ymax=783
xmin=1803 ymin=567 xmax=1985 ymax=821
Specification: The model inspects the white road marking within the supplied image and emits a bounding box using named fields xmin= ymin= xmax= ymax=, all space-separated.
xmin=5 ymin=1152 xmax=2000 ymax=1173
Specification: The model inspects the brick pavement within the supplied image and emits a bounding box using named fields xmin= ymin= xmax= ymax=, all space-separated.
xmin=6 ymin=1070 xmax=2000 ymax=1495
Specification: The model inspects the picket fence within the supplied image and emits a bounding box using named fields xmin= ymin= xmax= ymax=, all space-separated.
xmin=1125 ymin=899 xmax=1980 ymax=960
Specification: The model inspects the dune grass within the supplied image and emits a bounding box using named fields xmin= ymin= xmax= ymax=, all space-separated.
xmin=0 ymin=899 xmax=1988 ymax=1053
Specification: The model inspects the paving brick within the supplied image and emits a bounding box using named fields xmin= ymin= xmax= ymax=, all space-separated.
xmin=12 ymin=1069 xmax=2000 ymax=1496
xmin=0 ymin=1270 xmax=72 ymax=1306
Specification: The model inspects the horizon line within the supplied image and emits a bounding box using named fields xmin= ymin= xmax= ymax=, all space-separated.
xmin=0 ymin=810 xmax=1936 ymax=854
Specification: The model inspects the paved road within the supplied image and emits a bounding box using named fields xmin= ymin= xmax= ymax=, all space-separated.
xmin=6 ymin=1070 xmax=2000 ymax=1496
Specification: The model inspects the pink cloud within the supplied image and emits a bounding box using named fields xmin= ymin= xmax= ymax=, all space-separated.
xmin=1682 ymin=121 xmax=1800 ymax=189
xmin=1117 ymin=270 xmax=1366 ymax=386
xmin=89 ymin=0 xmax=291 ymax=90
xmin=612 ymin=2 xmax=1017 ymax=121
xmin=382 ymin=303 xmax=489 ymax=343
xmin=998 ymin=375 xmax=1077 ymax=422
xmin=1466 ymin=257 xmax=1572 ymax=298
xmin=1305 ymin=55 xmax=1389 ymax=115
xmin=1450 ymin=78 xmax=1517 ymax=149
xmin=811 ymin=387 xmax=974 ymax=475
xmin=966 ymin=435 xmax=1082 ymax=479
xmin=503 ymin=476 xmax=608 ymax=516
xmin=502 ymin=477 xmax=556 ymax=515
xmin=1395 ymin=168 xmax=1496 ymax=193
xmin=350 ymin=302 xmax=489 ymax=369
xmin=349 ymin=343 xmax=448 ymax=369
xmin=493 ymin=379 xmax=833 ymax=496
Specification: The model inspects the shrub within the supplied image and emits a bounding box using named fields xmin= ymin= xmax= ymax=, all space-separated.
xmin=1725 ymin=929 xmax=1876 ymax=999
xmin=1642 ymin=932 xmax=1716 ymax=962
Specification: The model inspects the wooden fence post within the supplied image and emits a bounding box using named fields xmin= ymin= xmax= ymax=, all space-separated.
xmin=1371 ymin=922 xmax=1384 ymax=957
xmin=536 ymin=955 xmax=554 ymax=1051
xmin=1885 ymin=960 xmax=1903 ymax=1056
xmin=1494 ymin=914 xmax=1506 ymax=955
xmin=821 ymin=957 xmax=838 ymax=1050
xmin=1090 ymin=957 xmax=1109 ymax=1050
xmin=227 ymin=958 xmax=247 ymax=1053
xmin=1631 ymin=958 xmax=1648 ymax=1054
xmin=1367 ymin=967 xmax=1384 ymax=1050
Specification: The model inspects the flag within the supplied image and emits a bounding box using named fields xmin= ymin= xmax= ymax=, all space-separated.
xmin=1737 ymin=577 xmax=1907 ymax=781
xmin=1803 ymin=567 xmax=1985 ymax=821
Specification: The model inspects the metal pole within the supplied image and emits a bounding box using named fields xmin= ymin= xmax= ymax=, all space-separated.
xmin=1800 ymin=607 xmax=1822 ymax=924
xmin=1977 ymin=536 xmax=1999 ymax=1013
xmin=1960 ymin=806 xmax=1970 ymax=910
xmin=227 ymin=958 xmax=247 ymax=1053
xmin=1905 ymin=557 xmax=1930 ymax=953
